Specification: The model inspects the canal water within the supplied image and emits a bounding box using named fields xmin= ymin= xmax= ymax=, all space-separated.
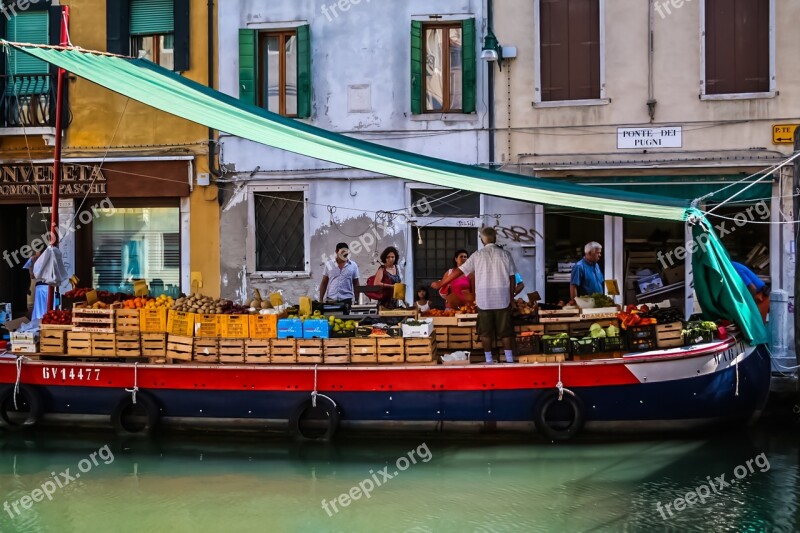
xmin=0 ymin=424 xmax=797 ymax=532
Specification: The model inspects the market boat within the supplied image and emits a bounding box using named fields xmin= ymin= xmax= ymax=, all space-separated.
xmin=0 ymin=41 xmax=775 ymax=441
xmin=0 ymin=334 xmax=771 ymax=441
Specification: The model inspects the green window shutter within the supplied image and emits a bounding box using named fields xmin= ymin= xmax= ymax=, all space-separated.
xmin=461 ymin=18 xmax=476 ymax=113
xmin=130 ymin=0 xmax=174 ymax=35
xmin=296 ymin=24 xmax=311 ymax=119
xmin=6 ymin=12 xmax=50 ymax=94
xmin=410 ymin=20 xmax=422 ymax=115
xmin=238 ymin=29 xmax=256 ymax=106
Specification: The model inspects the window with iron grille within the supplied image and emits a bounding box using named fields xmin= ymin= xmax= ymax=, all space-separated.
xmin=253 ymin=190 xmax=306 ymax=272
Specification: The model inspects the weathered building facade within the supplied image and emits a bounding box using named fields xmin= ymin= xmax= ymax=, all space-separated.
xmin=0 ymin=0 xmax=221 ymax=317
xmin=217 ymin=0 xmax=544 ymax=305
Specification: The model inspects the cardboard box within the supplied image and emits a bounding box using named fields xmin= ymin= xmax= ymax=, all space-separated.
xmin=662 ymin=265 xmax=685 ymax=285
xmin=637 ymin=274 xmax=664 ymax=294
xmin=401 ymin=318 xmax=434 ymax=338
xmin=277 ymin=318 xmax=303 ymax=339
xmin=303 ymin=319 xmax=330 ymax=339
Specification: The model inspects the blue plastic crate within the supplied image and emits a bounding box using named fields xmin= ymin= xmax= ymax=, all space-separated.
xmin=277 ymin=318 xmax=304 ymax=339
xmin=303 ymin=319 xmax=330 ymax=339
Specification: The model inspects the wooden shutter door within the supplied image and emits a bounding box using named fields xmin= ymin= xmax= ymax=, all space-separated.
xmin=296 ymin=24 xmax=312 ymax=118
xmin=238 ymin=29 xmax=257 ymax=105
xmin=410 ymin=21 xmax=423 ymax=114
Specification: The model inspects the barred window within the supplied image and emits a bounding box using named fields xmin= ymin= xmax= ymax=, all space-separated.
xmin=254 ymin=190 xmax=306 ymax=272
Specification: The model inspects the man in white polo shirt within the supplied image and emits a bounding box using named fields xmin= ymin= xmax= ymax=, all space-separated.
xmin=432 ymin=227 xmax=516 ymax=363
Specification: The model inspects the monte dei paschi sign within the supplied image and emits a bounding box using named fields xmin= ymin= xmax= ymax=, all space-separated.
xmin=0 ymin=164 xmax=106 ymax=197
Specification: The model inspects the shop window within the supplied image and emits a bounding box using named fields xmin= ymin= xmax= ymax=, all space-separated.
xmin=704 ymin=0 xmax=771 ymax=95
xmin=251 ymin=189 xmax=308 ymax=274
xmin=544 ymin=208 xmax=604 ymax=303
xmin=92 ymin=207 xmax=181 ymax=297
xmin=238 ymin=26 xmax=312 ymax=118
xmin=106 ymin=0 xmax=190 ymax=71
xmin=537 ymin=0 xmax=601 ymax=102
xmin=411 ymin=19 xmax=476 ymax=114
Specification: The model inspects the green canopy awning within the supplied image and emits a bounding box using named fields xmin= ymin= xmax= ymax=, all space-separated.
xmin=2 ymin=42 xmax=688 ymax=221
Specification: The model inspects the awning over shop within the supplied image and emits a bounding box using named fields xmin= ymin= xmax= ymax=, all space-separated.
xmin=4 ymin=42 xmax=768 ymax=344
xmin=578 ymin=175 xmax=773 ymax=204
xmin=3 ymin=42 xmax=688 ymax=221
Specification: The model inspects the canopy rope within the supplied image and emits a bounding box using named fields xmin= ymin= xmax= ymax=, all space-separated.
xmin=311 ymin=364 xmax=336 ymax=408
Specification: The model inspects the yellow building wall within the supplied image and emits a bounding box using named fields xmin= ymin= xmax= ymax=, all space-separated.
xmin=43 ymin=0 xmax=220 ymax=296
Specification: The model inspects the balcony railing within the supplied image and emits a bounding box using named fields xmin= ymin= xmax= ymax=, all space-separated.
xmin=0 ymin=74 xmax=70 ymax=129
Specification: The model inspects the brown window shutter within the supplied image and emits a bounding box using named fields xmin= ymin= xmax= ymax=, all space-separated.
xmin=705 ymin=0 xmax=769 ymax=95
xmin=540 ymin=0 xmax=600 ymax=102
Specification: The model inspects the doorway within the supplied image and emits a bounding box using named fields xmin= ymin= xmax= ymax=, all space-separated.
xmin=412 ymin=227 xmax=478 ymax=309
xmin=0 ymin=205 xmax=40 ymax=318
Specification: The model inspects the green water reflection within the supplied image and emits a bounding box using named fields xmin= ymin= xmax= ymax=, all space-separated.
xmin=0 ymin=425 xmax=797 ymax=532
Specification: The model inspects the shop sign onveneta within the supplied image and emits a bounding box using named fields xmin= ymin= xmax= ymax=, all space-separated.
xmin=0 ymin=164 xmax=107 ymax=197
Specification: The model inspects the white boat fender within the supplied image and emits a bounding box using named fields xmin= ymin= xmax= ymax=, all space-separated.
xmin=534 ymin=362 xmax=586 ymax=441
xmin=290 ymin=365 xmax=340 ymax=441
xmin=111 ymin=389 xmax=161 ymax=437
xmin=0 ymin=382 xmax=43 ymax=430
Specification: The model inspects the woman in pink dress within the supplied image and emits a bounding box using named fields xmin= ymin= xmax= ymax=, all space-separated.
xmin=437 ymin=249 xmax=474 ymax=309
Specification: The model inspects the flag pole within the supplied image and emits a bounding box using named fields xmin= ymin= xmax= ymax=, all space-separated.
xmin=46 ymin=6 xmax=69 ymax=312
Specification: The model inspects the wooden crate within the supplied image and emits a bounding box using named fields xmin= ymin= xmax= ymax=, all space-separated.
xmin=350 ymin=337 xmax=377 ymax=363
xmin=193 ymin=338 xmax=219 ymax=363
xmin=323 ymin=338 xmax=350 ymax=364
xmin=245 ymin=339 xmax=271 ymax=364
xmin=435 ymin=328 xmax=449 ymax=350
xmin=543 ymin=323 xmax=571 ymax=334
xmin=405 ymin=337 xmax=436 ymax=363
xmin=115 ymin=309 xmax=140 ymax=333
xmin=115 ymin=333 xmax=141 ymax=357
xmin=456 ymin=313 xmax=478 ymax=327
xmin=219 ymin=339 xmax=245 ymax=363
xmin=430 ymin=316 xmax=458 ymax=327
xmin=72 ymin=304 xmax=115 ymax=333
xmin=296 ymin=339 xmax=323 ymax=364
xmin=448 ymin=327 xmax=473 ymax=350
xmin=271 ymin=339 xmax=297 ymax=364
xmin=518 ymin=354 xmax=567 ymax=363
xmin=167 ymin=335 xmax=193 ymax=362
xmin=141 ymin=333 xmax=166 ymax=357
xmin=656 ymin=322 xmax=684 ymax=348
xmin=66 ymin=331 xmax=92 ymax=356
xmin=515 ymin=324 xmax=545 ymax=335
xmin=377 ymin=337 xmax=404 ymax=364
xmin=40 ymin=326 xmax=69 ymax=354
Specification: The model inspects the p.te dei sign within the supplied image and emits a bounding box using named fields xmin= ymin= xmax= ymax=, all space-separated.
xmin=617 ymin=127 xmax=682 ymax=149
xmin=772 ymin=124 xmax=798 ymax=145
xmin=0 ymin=163 xmax=107 ymax=197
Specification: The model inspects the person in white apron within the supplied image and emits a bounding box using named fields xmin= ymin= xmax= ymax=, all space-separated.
xmin=23 ymin=252 xmax=48 ymax=321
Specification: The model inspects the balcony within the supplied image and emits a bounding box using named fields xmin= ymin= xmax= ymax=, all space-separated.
xmin=0 ymin=74 xmax=70 ymax=140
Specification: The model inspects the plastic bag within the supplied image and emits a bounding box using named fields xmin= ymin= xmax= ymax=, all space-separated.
xmin=32 ymin=246 xmax=68 ymax=287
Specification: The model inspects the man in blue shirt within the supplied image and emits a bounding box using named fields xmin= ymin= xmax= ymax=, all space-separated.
xmin=569 ymin=242 xmax=604 ymax=305
xmin=731 ymin=261 xmax=769 ymax=322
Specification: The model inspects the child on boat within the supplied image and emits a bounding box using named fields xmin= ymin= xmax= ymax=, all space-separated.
xmin=415 ymin=286 xmax=431 ymax=313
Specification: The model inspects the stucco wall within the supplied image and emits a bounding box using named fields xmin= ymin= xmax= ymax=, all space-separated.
xmin=493 ymin=0 xmax=800 ymax=163
xmin=218 ymin=0 xmax=491 ymax=302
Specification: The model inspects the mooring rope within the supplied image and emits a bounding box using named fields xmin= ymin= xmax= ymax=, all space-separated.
xmin=124 ymin=362 xmax=139 ymax=405
xmin=555 ymin=362 xmax=573 ymax=401
xmin=734 ymin=358 xmax=739 ymax=397
xmin=13 ymin=356 xmax=29 ymax=410
xmin=311 ymin=364 xmax=336 ymax=408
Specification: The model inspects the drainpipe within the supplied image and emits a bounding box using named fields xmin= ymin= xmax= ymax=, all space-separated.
xmin=487 ymin=0 xmax=496 ymax=168
xmin=647 ymin=1 xmax=656 ymax=122
xmin=208 ymin=0 xmax=222 ymax=181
